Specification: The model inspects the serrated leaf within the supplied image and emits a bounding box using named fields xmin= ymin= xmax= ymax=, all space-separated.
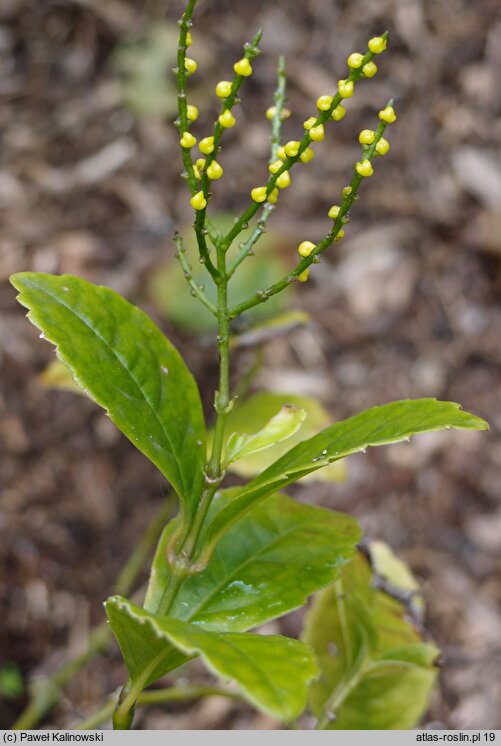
xmin=212 ymin=391 xmax=346 ymax=483
xmin=201 ymin=399 xmax=488 ymax=554
xmin=39 ymin=359 xmax=84 ymax=395
xmin=225 ymin=404 xmax=307 ymax=466
xmin=303 ymin=552 xmax=439 ymax=729
xmin=106 ymin=596 xmax=318 ymax=722
xmin=11 ymin=273 xmax=206 ymax=520
xmin=145 ymin=491 xmax=361 ymax=632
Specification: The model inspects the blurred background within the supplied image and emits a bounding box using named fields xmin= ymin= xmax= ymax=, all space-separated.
xmin=1 ymin=0 xmax=500 ymax=730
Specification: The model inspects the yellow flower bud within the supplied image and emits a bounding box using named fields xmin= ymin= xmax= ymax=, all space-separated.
xmin=317 ymin=95 xmax=334 ymax=111
xmin=215 ymin=80 xmax=232 ymax=98
xmin=300 ymin=146 xmax=315 ymax=163
xmin=186 ymin=104 xmax=198 ymax=121
xmin=298 ymin=240 xmax=316 ymax=257
xmin=359 ymin=129 xmax=375 ymax=145
xmin=284 ymin=140 xmax=300 ymax=157
xmin=328 ymin=205 xmax=341 ymax=219
xmin=298 ymin=269 xmax=310 ymax=283
xmin=219 ymin=109 xmax=236 ymax=128
xmin=356 ymin=159 xmax=374 ymax=177
xmin=266 ymin=106 xmax=291 ymax=120
xmin=338 ymin=79 xmax=354 ymax=98
xmin=347 ymin=52 xmax=364 ymax=69
xmin=276 ymin=170 xmax=291 ymax=189
xmin=276 ymin=146 xmax=287 ymax=160
xmin=193 ymin=165 xmax=201 ymax=180
xmin=186 ymin=31 xmax=193 ymax=47
xmin=331 ymin=104 xmax=346 ymax=121
xmin=196 ymin=158 xmax=206 ymax=171
xmin=190 ymin=191 xmax=207 ymax=210
xmin=267 ymin=188 xmax=279 ymax=204
xmin=335 ymin=229 xmax=345 ymax=242
xmin=368 ymin=36 xmax=387 ymax=54
xmin=234 ymin=58 xmax=252 ymax=77
xmin=309 ymin=124 xmax=325 ymax=142
xmin=206 ymin=160 xmax=223 ymax=180
xmin=342 ymin=185 xmax=352 ymax=197
xmin=180 ymin=131 xmax=196 ymax=149
xmin=251 ymin=186 xmax=268 ymax=203
xmin=379 ymin=105 xmax=397 ymax=123
xmin=304 ymin=117 xmax=317 ymax=130
xmin=269 ymin=159 xmax=284 ymax=174
xmin=376 ymin=137 xmax=390 ymax=155
xmin=185 ymin=58 xmax=197 ymax=75
xmin=199 ymin=137 xmax=215 ymax=155
xmin=362 ymin=61 xmax=377 ymax=78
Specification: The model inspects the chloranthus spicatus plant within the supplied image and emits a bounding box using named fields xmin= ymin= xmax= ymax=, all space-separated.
xmin=10 ymin=0 xmax=488 ymax=732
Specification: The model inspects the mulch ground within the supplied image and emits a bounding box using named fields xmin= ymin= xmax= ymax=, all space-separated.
xmin=1 ymin=0 xmax=500 ymax=730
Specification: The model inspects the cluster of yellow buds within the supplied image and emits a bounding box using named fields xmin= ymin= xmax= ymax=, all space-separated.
xmin=249 ymin=33 xmax=389 ymax=210
xmin=179 ymin=26 xmax=263 ymax=211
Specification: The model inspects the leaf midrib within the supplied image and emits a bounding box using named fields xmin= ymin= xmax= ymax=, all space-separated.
xmin=23 ymin=277 xmax=188 ymax=497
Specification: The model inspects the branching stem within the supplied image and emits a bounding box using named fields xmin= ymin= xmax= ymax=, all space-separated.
xmin=228 ymin=105 xmax=393 ymax=318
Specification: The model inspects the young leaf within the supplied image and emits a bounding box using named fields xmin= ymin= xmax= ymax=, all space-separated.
xmin=106 ymin=596 xmax=318 ymax=722
xmin=10 ymin=273 xmax=206 ymax=520
xmin=303 ymin=551 xmax=439 ymax=729
xmin=211 ymin=391 xmax=346 ymax=483
xmin=201 ymin=399 xmax=488 ymax=554
xmin=145 ymin=491 xmax=361 ymax=630
xmin=224 ymin=404 xmax=307 ymax=466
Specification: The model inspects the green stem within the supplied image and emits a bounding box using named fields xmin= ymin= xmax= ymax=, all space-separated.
xmin=12 ymin=500 xmax=172 ymax=730
xmin=227 ymin=55 xmax=287 ymax=279
xmin=270 ymin=55 xmax=287 ymax=162
xmin=77 ymin=686 xmax=242 ymax=730
xmin=113 ymin=6 xmax=237 ymax=728
xmin=228 ymin=105 xmax=392 ymax=318
xmin=174 ymin=232 xmax=217 ymax=315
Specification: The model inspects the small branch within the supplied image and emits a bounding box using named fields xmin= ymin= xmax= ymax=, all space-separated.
xmin=174 ymin=233 xmax=217 ymax=316
xmin=221 ymin=33 xmax=388 ymax=254
xmin=228 ymin=101 xmax=394 ymax=318
xmin=12 ymin=500 xmax=172 ymax=730
xmin=228 ymin=56 xmax=287 ymax=279
xmin=270 ymin=55 xmax=287 ymax=162
xmin=175 ymin=0 xmax=219 ymax=280
xmin=196 ymin=28 xmax=263 ymax=274
xmin=201 ymin=28 xmax=263 ymax=187
xmin=76 ymin=686 xmax=242 ymax=730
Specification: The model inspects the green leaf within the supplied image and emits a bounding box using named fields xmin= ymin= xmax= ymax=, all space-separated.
xmin=369 ymin=539 xmax=424 ymax=615
xmin=202 ymin=399 xmax=488 ymax=554
xmin=225 ymin=404 xmax=307 ymax=466
xmin=11 ymin=273 xmax=206 ymax=520
xmin=145 ymin=491 xmax=361 ymax=631
xmin=106 ymin=596 xmax=318 ymax=722
xmin=149 ymin=213 xmax=291 ymax=334
xmin=303 ymin=551 xmax=440 ymax=729
xmin=212 ymin=391 xmax=346 ymax=483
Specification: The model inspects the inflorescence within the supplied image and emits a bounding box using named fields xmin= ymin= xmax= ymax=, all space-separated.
xmin=174 ymin=4 xmax=395 ymax=309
